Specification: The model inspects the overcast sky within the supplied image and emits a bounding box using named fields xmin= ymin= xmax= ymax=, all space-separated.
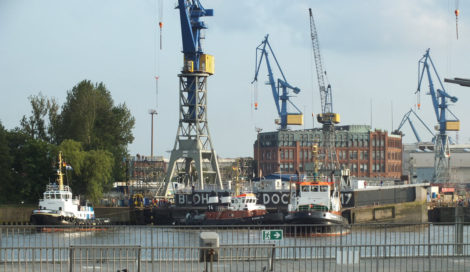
xmin=1 ymin=0 xmax=469 ymax=158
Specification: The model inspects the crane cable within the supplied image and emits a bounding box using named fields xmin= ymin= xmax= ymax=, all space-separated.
xmin=154 ymin=0 xmax=163 ymax=110
xmin=455 ymin=0 xmax=460 ymax=40
xmin=159 ymin=0 xmax=163 ymax=49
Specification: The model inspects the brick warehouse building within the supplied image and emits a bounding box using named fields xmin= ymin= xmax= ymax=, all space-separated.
xmin=254 ymin=125 xmax=402 ymax=179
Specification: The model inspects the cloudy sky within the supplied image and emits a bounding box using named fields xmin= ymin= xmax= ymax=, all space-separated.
xmin=1 ymin=0 xmax=469 ymax=158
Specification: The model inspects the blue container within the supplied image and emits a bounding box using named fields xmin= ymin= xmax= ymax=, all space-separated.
xmin=432 ymin=192 xmax=437 ymax=198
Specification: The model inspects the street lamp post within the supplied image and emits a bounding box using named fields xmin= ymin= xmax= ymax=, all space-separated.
xmin=255 ymin=127 xmax=263 ymax=178
xmin=149 ymin=109 xmax=158 ymax=158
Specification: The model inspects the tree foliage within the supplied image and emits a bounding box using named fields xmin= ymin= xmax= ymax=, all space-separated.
xmin=58 ymin=80 xmax=135 ymax=181
xmin=0 ymin=122 xmax=14 ymax=204
xmin=59 ymin=140 xmax=113 ymax=204
xmin=20 ymin=93 xmax=59 ymax=143
xmin=1 ymin=79 xmax=135 ymax=204
xmin=1 ymin=128 xmax=56 ymax=204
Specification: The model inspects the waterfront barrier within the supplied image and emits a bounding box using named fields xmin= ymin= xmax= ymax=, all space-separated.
xmin=1 ymin=223 xmax=469 ymax=271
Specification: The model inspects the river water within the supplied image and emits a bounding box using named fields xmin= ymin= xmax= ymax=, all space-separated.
xmin=2 ymin=223 xmax=469 ymax=261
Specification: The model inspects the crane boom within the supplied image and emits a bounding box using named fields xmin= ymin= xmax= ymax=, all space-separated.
xmin=309 ymin=8 xmax=333 ymax=116
xmin=393 ymin=108 xmax=435 ymax=143
xmin=309 ymin=8 xmax=340 ymax=179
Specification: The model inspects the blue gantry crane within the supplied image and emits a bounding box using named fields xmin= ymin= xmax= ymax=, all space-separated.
xmin=252 ymin=34 xmax=303 ymax=130
xmin=416 ymin=48 xmax=460 ymax=183
xmin=162 ymin=0 xmax=223 ymax=195
xmin=393 ymin=108 xmax=435 ymax=143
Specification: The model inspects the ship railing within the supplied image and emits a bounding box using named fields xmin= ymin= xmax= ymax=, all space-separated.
xmin=45 ymin=184 xmax=72 ymax=192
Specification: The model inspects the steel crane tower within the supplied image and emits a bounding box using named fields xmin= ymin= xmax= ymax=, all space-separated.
xmin=309 ymin=8 xmax=340 ymax=177
xmin=161 ymin=0 xmax=222 ymax=196
xmin=252 ymin=35 xmax=304 ymax=130
xmin=416 ymin=49 xmax=460 ymax=183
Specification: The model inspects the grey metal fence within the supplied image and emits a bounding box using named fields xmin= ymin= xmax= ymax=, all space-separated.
xmin=1 ymin=223 xmax=469 ymax=271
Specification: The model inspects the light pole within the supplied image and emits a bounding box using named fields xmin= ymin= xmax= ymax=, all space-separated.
xmin=255 ymin=127 xmax=263 ymax=178
xmin=149 ymin=109 xmax=158 ymax=158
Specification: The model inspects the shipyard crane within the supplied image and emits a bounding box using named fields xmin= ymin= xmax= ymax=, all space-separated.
xmin=309 ymin=8 xmax=340 ymax=176
xmin=416 ymin=48 xmax=460 ymax=183
xmin=393 ymin=108 xmax=435 ymax=143
xmin=252 ymin=35 xmax=303 ymax=130
xmin=161 ymin=0 xmax=223 ymax=196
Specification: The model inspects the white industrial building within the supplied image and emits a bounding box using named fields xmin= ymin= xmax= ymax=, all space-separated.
xmin=403 ymin=142 xmax=470 ymax=184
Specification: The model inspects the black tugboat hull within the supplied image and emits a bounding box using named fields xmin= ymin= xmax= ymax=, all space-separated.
xmin=30 ymin=213 xmax=110 ymax=226
xmin=284 ymin=211 xmax=349 ymax=235
xmin=285 ymin=211 xmax=348 ymax=225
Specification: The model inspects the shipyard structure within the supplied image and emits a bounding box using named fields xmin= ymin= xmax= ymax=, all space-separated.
xmin=254 ymin=125 xmax=403 ymax=180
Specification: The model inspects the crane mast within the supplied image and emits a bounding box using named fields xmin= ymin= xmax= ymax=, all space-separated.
xmin=161 ymin=0 xmax=223 ymax=196
xmin=309 ymin=8 xmax=340 ymax=177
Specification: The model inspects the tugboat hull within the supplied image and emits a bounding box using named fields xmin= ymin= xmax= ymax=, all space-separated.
xmin=284 ymin=211 xmax=349 ymax=235
xmin=285 ymin=211 xmax=348 ymax=226
xmin=30 ymin=211 xmax=110 ymax=226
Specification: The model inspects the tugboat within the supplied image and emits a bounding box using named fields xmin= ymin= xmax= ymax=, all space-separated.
xmin=285 ymin=145 xmax=349 ymax=234
xmin=30 ymin=152 xmax=109 ymax=226
xmin=184 ymin=193 xmax=267 ymax=225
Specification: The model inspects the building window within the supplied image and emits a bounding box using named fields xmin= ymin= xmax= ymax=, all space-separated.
xmin=289 ymin=150 xmax=293 ymax=159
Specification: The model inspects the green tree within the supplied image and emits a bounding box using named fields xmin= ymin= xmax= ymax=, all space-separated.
xmin=6 ymin=129 xmax=56 ymax=204
xmin=0 ymin=122 xmax=13 ymax=204
xmin=58 ymin=80 xmax=135 ymax=182
xmin=20 ymin=93 xmax=59 ymax=143
xmin=81 ymin=150 xmax=113 ymax=204
xmin=59 ymin=140 xmax=113 ymax=204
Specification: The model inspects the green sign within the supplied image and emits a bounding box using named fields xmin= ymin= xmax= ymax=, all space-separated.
xmin=262 ymin=230 xmax=283 ymax=241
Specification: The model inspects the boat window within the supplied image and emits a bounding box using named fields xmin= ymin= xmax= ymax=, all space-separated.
xmin=56 ymin=194 xmax=61 ymax=199
xmin=312 ymin=186 xmax=319 ymax=192
xmin=302 ymin=186 xmax=309 ymax=192
xmin=45 ymin=194 xmax=50 ymax=199
xmin=320 ymin=186 xmax=328 ymax=192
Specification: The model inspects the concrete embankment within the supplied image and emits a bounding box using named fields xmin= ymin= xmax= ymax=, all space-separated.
xmin=343 ymin=201 xmax=428 ymax=224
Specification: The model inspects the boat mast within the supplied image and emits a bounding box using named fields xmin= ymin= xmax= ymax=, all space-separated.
xmin=57 ymin=151 xmax=64 ymax=191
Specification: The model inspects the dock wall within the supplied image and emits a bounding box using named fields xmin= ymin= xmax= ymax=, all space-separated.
xmin=345 ymin=201 xmax=428 ymax=224
xmin=0 ymin=205 xmax=35 ymax=224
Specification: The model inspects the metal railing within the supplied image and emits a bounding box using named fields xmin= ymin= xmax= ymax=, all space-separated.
xmin=1 ymin=223 xmax=469 ymax=271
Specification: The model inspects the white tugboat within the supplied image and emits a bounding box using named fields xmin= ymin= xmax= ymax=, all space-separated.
xmin=285 ymin=145 xmax=349 ymax=234
xmin=30 ymin=152 xmax=108 ymax=226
